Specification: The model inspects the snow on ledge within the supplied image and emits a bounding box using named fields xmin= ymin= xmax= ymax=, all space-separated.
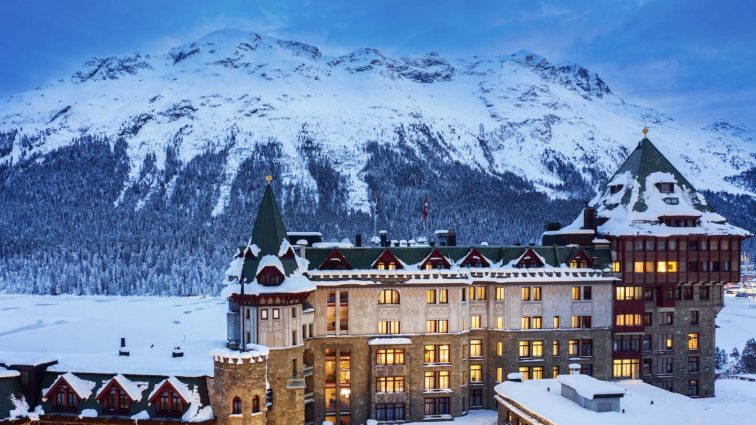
xmin=211 ymin=345 xmax=269 ymax=364
xmin=368 ymin=337 xmax=412 ymax=346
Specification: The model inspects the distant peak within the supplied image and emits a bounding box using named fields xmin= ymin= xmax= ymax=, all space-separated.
xmin=704 ymin=120 xmax=753 ymax=140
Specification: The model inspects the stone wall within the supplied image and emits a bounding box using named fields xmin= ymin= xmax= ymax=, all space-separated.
xmin=210 ymin=354 xmax=267 ymax=425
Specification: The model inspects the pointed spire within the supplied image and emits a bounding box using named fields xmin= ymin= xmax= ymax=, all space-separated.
xmin=250 ymin=178 xmax=288 ymax=257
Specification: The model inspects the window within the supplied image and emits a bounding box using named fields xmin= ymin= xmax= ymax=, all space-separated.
xmin=495 ymin=287 xmax=505 ymax=300
xmin=272 ymin=308 xmax=280 ymax=319
xmin=613 ymin=359 xmax=640 ymax=378
xmin=261 ymin=309 xmax=268 ymax=320
xmin=380 ymin=289 xmax=400 ymax=304
xmin=232 ymin=397 xmax=242 ymax=415
xmin=533 ymin=287 xmax=542 ymax=301
xmin=644 ymin=312 xmax=653 ymax=326
xmin=583 ymin=286 xmax=592 ymax=300
xmin=688 ymin=380 xmax=699 ymax=397
xmin=572 ymin=315 xmax=592 ymax=328
xmin=518 ymin=341 xmax=530 ymax=358
xmin=424 ymin=345 xmax=450 ymax=364
xmin=532 ymin=340 xmax=544 ymax=357
xmin=496 ymin=367 xmax=503 ymax=383
xmin=616 ymin=286 xmax=643 ymax=300
xmin=51 ymin=384 xmax=79 ymax=411
xmin=552 ymin=340 xmax=560 ymax=356
xmin=688 ymin=356 xmax=699 ymax=373
xmin=612 ymin=261 xmax=621 ymax=272
xmin=532 ymin=366 xmax=544 ymax=380
xmin=378 ymin=320 xmax=400 ymax=335
xmin=659 ymin=334 xmax=673 ymax=351
xmin=496 ymin=316 xmax=504 ymax=330
xmin=644 ymin=287 xmax=654 ymax=301
xmin=552 ymin=366 xmax=559 ymax=378
xmin=634 ymin=261 xmax=645 ymax=273
xmin=426 ymin=289 xmax=436 ymax=304
xmin=327 ymin=291 xmax=336 ymax=334
xmin=424 ymin=371 xmax=450 ymax=390
xmin=424 ymin=397 xmax=450 ymax=416
xmin=376 ymin=349 xmax=405 ymax=365
xmin=646 ymin=240 xmax=655 ymax=251
xmin=613 ymin=335 xmax=641 ymax=353
xmin=661 ymin=311 xmax=674 ymax=326
xmin=438 ymin=289 xmax=448 ymax=303
xmin=690 ymin=310 xmax=699 ymax=325
xmin=571 ymin=286 xmax=581 ymax=300
xmin=568 ymin=339 xmax=579 ymax=356
xmin=699 ymin=287 xmax=710 ymax=300
xmin=470 ymin=340 xmax=482 ymax=357
xmin=339 ymin=292 xmax=349 ymax=333
xmin=580 ymin=364 xmax=593 ymax=377
xmin=426 ymin=320 xmax=448 ymax=333
xmin=521 ymin=287 xmax=530 ymax=301
xmin=251 ymin=395 xmax=260 ymax=413
xmin=643 ymin=335 xmax=651 ymax=352
xmin=615 ymin=313 xmax=642 ymax=327
xmin=688 ymin=333 xmax=699 ymax=351
xmin=496 ymin=341 xmax=503 ymax=356
xmin=532 ymin=316 xmax=542 ymax=329
xmin=657 ymin=261 xmax=678 ymax=272
xmin=471 ymin=315 xmax=481 ymax=329
xmin=520 ymin=317 xmax=531 ymax=330
xmin=470 ymin=365 xmax=482 ymax=382
xmin=683 ymin=286 xmax=693 ymax=300
xmin=476 ymin=286 xmax=487 ymax=300
xmin=519 ymin=366 xmax=531 ymax=380
xmin=376 ymin=403 xmax=405 ymax=421
xmin=377 ymin=376 xmax=405 ymax=393
xmin=581 ymin=339 xmax=593 ymax=357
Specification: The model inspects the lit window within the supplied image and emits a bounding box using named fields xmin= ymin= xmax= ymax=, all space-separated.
xmin=532 ymin=341 xmax=544 ymax=358
xmin=553 ymin=316 xmax=560 ymax=329
xmin=378 ymin=320 xmax=400 ymax=335
xmin=634 ymin=262 xmax=644 ymax=273
xmin=533 ymin=287 xmax=542 ymax=301
xmin=518 ymin=341 xmax=530 ymax=358
xmin=470 ymin=365 xmax=482 ymax=382
xmin=496 ymin=342 xmax=503 ymax=356
xmin=476 ymin=286 xmax=487 ymax=300
xmin=552 ymin=340 xmax=560 ymax=356
xmin=496 ymin=316 xmax=503 ymax=330
xmin=532 ymin=316 xmax=542 ymax=329
xmin=518 ymin=366 xmax=530 ymax=380
xmin=612 ymin=261 xmax=621 ymax=272
xmin=495 ymin=287 xmax=505 ymax=300
xmin=426 ymin=289 xmax=436 ymax=304
xmin=496 ymin=367 xmax=503 ymax=383
xmin=521 ymin=287 xmax=530 ymax=301
xmin=571 ymin=286 xmax=581 ymax=300
xmin=471 ymin=316 xmax=481 ymax=329
xmin=470 ymin=340 xmax=482 ymax=357
xmin=688 ymin=333 xmax=699 ymax=350
xmin=438 ymin=289 xmax=448 ymax=304
xmin=521 ymin=317 xmax=531 ymax=330
xmin=532 ymin=366 xmax=544 ymax=380
xmin=379 ymin=289 xmax=400 ymax=304
xmin=612 ymin=359 xmax=639 ymax=379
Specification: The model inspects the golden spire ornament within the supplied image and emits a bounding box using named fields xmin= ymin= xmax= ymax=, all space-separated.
xmin=265 ymin=174 xmax=273 ymax=184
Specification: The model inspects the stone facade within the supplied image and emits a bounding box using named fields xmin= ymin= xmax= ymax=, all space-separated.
xmin=211 ymin=354 xmax=267 ymax=425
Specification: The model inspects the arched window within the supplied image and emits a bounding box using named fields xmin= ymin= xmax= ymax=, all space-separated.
xmin=232 ymin=397 xmax=242 ymax=414
xmin=252 ymin=395 xmax=260 ymax=413
xmin=379 ymin=289 xmax=400 ymax=305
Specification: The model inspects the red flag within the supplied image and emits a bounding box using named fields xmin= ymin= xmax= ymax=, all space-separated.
xmin=422 ymin=194 xmax=429 ymax=222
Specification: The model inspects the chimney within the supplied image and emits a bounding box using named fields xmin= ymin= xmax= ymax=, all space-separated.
xmin=119 ymin=338 xmax=130 ymax=356
xmin=379 ymin=230 xmax=388 ymax=247
xmin=172 ymin=346 xmax=184 ymax=358
xmin=447 ymin=230 xmax=457 ymax=247
xmin=583 ymin=203 xmax=597 ymax=231
xmin=296 ymin=239 xmax=308 ymax=257
xmin=355 ymin=233 xmax=362 ymax=247
xmin=546 ymin=222 xmax=562 ymax=231
xmin=569 ymin=363 xmax=581 ymax=375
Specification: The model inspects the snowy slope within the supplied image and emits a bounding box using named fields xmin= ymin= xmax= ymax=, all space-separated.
xmin=1 ymin=29 xmax=753 ymax=216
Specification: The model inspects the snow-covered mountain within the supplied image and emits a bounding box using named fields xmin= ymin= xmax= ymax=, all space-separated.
xmin=0 ymin=29 xmax=753 ymax=295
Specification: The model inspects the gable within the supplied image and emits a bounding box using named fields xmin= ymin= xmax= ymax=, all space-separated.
xmin=515 ymin=248 xmax=545 ymax=268
xmin=319 ymin=249 xmax=352 ymax=270
xmin=420 ymin=248 xmax=451 ymax=269
xmin=147 ymin=378 xmax=191 ymax=404
xmin=568 ymin=249 xmax=593 ymax=268
xmin=371 ymin=249 xmax=403 ymax=270
xmin=459 ymin=248 xmax=491 ymax=267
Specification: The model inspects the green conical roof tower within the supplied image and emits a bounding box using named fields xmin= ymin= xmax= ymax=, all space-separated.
xmin=250 ymin=176 xmax=289 ymax=256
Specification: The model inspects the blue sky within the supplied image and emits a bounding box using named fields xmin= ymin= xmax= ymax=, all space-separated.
xmin=1 ymin=0 xmax=755 ymax=129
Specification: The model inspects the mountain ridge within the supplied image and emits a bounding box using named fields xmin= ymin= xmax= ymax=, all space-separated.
xmin=0 ymin=29 xmax=753 ymax=295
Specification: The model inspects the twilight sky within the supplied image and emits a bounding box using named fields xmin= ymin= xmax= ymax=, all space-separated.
xmin=1 ymin=0 xmax=754 ymax=130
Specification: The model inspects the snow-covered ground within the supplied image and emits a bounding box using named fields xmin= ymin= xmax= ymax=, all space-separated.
xmin=0 ymin=293 xmax=754 ymax=423
xmin=716 ymin=294 xmax=756 ymax=352
xmin=0 ymin=295 xmax=227 ymax=376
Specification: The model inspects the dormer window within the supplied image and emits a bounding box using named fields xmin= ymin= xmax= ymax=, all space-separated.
xmin=460 ymin=249 xmax=490 ymax=268
xmin=420 ymin=248 xmax=452 ymax=270
xmin=52 ymin=385 xmax=79 ymax=411
xmin=609 ymin=184 xmax=624 ymax=194
xmin=515 ymin=248 xmax=545 ymax=269
xmin=372 ymin=249 xmax=402 ymax=270
xmin=319 ymin=249 xmax=352 ymax=270
xmin=656 ymin=182 xmax=675 ymax=193
xmin=257 ymin=266 xmax=284 ymax=286
xmin=663 ymin=197 xmax=679 ymax=205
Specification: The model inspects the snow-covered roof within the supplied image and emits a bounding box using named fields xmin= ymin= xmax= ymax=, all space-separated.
xmin=368 ymin=337 xmax=412 ymax=346
xmin=495 ymin=378 xmax=744 ymax=425
xmin=147 ymin=376 xmax=193 ymax=403
xmin=256 ymin=254 xmax=286 ymax=276
xmin=43 ymin=372 xmax=96 ymax=399
xmin=0 ymin=366 xmax=20 ymax=378
xmin=0 ymin=295 xmax=225 ymax=377
xmin=277 ymin=239 xmax=295 ymax=257
xmin=554 ymin=138 xmax=751 ymax=238
xmin=96 ymin=374 xmax=148 ymax=401
xmin=220 ymin=273 xmax=316 ymax=297
xmin=556 ymin=374 xmax=624 ymax=399
xmin=312 ymin=241 xmax=354 ymax=249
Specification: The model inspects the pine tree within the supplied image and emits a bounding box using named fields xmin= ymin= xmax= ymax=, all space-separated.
xmin=715 ymin=347 xmax=729 ymax=371
xmin=738 ymin=339 xmax=756 ymax=374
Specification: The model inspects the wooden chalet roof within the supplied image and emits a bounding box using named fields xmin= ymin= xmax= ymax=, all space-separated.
xmin=38 ymin=371 xmax=210 ymax=419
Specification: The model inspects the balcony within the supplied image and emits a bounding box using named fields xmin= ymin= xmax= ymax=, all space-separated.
xmin=304 ymin=391 xmax=314 ymax=404
xmin=303 ymin=364 xmax=314 ymax=377
xmin=287 ymin=376 xmax=306 ymax=389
